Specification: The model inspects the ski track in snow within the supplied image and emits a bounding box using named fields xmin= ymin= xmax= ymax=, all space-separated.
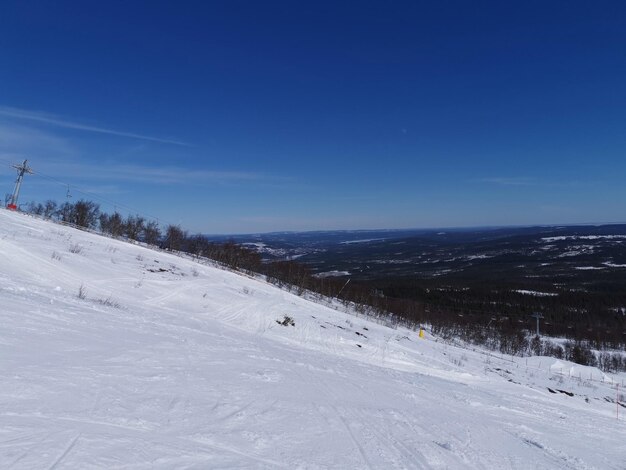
xmin=1 ymin=209 xmax=626 ymax=469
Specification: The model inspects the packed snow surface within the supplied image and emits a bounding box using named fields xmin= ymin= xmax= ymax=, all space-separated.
xmin=314 ymin=270 xmax=351 ymax=278
xmin=513 ymin=290 xmax=559 ymax=297
xmin=340 ymin=238 xmax=387 ymax=245
xmin=541 ymin=235 xmax=626 ymax=242
xmin=1 ymin=209 xmax=625 ymax=469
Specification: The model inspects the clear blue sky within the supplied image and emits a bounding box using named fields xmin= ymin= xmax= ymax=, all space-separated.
xmin=0 ymin=1 xmax=625 ymax=233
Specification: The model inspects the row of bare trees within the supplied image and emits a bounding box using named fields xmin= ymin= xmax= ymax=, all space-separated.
xmin=27 ymin=200 xmax=163 ymax=245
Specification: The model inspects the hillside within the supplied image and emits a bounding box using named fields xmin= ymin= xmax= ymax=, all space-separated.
xmin=1 ymin=208 xmax=625 ymax=469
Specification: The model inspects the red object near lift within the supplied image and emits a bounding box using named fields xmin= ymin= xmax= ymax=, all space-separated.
xmin=7 ymin=204 xmax=17 ymax=210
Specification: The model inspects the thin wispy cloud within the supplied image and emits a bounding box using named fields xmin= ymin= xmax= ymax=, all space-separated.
xmin=477 ymin=176 xmax=597 ymax=188
xmin=0 ymin=123 xmax=75 ymax=157
xmin=0 ymin=106 xmax=190 ymax=147
xmin=478 ymin=177 xmax=538 ymax=186
xmin=78 ymin=185 xmax=129 ymax=196
xmin=37 ymin=160 xmax=275 ymax=186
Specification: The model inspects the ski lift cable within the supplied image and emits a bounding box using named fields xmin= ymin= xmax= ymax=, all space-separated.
xmin=0 ymin=157 xmax=176 ymax=228
xmin=32 ymin=170 xmax=169 ymax=225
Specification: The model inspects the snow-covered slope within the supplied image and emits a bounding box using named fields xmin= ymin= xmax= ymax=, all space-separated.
xmin=1 ymin=208 xmax=625 ymax=469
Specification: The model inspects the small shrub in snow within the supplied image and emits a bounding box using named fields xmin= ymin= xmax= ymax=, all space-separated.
xmin=95 ymin=296 xmax=122 ymax=309
xmin=450 ymin=356 xmax=465 ymax=367
xmin=277 ymin=315 xmax=295 ymax=327
xmin=76 ymin=284 xmax=121 ymax=309
xmin=69 ymin=243 xmax=84 ymax=254
xmin=51 ymin=251 xmax=62 ymax=261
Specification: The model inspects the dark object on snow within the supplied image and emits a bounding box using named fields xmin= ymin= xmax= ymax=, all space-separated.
xmin=277 ymin=315 xmax=295 ymax=327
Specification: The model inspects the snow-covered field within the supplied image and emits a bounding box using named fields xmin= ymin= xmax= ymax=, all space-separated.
xmin=1 ymin=208 xmax=625 ymax=469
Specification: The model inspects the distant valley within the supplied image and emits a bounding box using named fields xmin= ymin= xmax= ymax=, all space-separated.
xmin=212 ymin=225 xmax=626 ymax=345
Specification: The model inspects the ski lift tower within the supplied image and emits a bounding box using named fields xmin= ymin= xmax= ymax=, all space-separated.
xmin=7 ymin=160 xmax=33 ymax=210
xmin=531 ymin=312 xmax=544 ymax=337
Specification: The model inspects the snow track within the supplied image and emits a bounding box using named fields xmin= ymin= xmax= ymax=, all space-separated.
xmin=1 ymin=209 xmax=625 ymax=469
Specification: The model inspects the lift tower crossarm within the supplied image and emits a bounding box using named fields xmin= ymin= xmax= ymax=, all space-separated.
xmin=7 ymin=159 xmax=33 ymax=210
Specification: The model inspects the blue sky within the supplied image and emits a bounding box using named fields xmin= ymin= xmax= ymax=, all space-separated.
xmin=1 ymin=1 xmax=625 ymax=233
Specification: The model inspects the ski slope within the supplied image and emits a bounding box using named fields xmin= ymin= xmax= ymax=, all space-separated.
xmin=0 ymin=208 xmax=625 ymax=469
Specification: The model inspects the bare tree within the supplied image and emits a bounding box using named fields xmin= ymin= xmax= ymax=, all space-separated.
xmin=124 ymin=215 xmax=145 ymax=241
xmin=72 ymin=200 xmax=100 ymax=228
xmin=43 ymin=200 xmax=57 ymax=218
xmin=164 ymin=224 xmax=187 ymax=251
xmin=144 ymin=220 xmax=161 ymax=245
